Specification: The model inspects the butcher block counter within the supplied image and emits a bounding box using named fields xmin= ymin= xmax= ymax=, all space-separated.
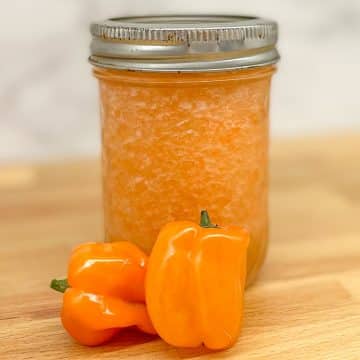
xmin=1 ymin=135 xmax=360 ymax=359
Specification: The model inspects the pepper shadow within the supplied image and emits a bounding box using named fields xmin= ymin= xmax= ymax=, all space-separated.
xmin=70 ymin=327 xmax=157 ymax=355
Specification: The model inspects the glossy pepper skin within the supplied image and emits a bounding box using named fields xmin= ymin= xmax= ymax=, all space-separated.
xmin=68 ymin=241 xmax=147 ymax=302
xmin=146 ymin=211 xmax=249 ymax=350
xmin=51 ymin=242 xmax=156 ymax=346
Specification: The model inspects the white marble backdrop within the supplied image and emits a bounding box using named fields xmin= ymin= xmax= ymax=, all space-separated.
xmin=1 ymin=0 xmax=360 ymax=162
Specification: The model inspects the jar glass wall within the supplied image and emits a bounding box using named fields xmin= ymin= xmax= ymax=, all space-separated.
xmin=93 ymin=66 xmax=275 ymax=286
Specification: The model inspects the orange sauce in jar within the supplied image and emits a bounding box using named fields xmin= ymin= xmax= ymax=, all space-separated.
xmin=94 ymin=66 xmax=275 ymax=286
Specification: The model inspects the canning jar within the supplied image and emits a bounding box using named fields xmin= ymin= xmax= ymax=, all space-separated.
xmin=89 ymin=16 xmax=279 ymax=286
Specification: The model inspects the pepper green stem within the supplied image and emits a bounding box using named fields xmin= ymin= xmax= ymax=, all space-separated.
xmin=200 ymin=210 xmax=218 ymax=228
xmin=50 ymin=278 xmax=69 ymax=293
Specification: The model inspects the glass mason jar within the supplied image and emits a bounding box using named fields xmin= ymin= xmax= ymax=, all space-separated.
xmin=89 ymin=16 xmax=279 ymax=286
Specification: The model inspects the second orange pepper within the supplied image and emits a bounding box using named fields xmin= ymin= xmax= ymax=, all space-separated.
xmin=51 ymin=241 xmax=156 ymax=346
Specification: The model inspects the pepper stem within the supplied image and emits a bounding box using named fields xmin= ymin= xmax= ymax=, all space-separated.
xmin=200 ymin=210 xmax=218 ymax=228
xmin=50 ymin=278 xmax=69 ymax=293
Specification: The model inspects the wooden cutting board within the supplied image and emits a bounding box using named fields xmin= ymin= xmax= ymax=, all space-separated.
xmin=1 ymin=135 xmax=360 ymax=359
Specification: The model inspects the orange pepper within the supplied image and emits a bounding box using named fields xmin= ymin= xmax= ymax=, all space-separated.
xmin=146 ymin=210 xmax=249 ymax=350
xmin=51 ymin=242 xmax=156 ymax=346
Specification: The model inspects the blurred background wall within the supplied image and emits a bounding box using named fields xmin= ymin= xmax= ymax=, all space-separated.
xmin=1 ymin=0 xmax=359 ymax=163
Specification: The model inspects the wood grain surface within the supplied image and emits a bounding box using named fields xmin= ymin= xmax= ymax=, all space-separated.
xmin=1 ymin=135 xmax=360 ymax=359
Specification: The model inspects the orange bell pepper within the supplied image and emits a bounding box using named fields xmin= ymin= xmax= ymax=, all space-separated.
xmin=51 ymin=241 xmax=156 ymax=346
xmin=146 ymin=210 xmax=249 ymax=350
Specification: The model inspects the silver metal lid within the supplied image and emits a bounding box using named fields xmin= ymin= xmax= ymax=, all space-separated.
xmin=89 ymin=15 xmax=279 ymax=72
